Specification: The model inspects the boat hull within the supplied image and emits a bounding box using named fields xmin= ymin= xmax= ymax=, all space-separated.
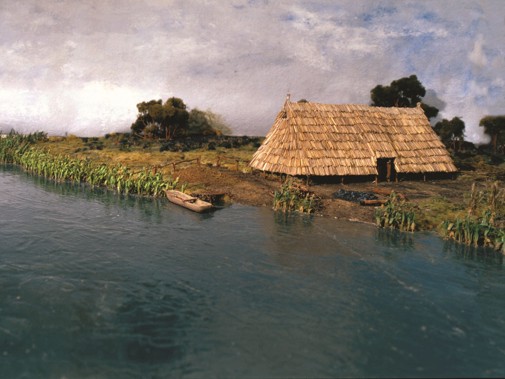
xmin=165 ymin=190 xmax=213 ymax=213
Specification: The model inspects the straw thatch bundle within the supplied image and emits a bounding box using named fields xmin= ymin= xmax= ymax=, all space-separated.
xmin=249 ymin=98 xmax=457 ymax=177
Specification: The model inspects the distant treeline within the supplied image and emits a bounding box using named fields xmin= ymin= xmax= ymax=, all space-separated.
xmin=84 ymin=133 xmax=264 ymax=153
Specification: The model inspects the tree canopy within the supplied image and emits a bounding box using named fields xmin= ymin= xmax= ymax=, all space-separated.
xmin=370 ymin=74 xmax=439 ymax=120
xmin=434 ymin=117 xmax=465 ymax=149
xmin=188 ymin=108 xmax=232 ymax=137
xmin=479 ymin=115 xmax=505 ymax=153
xmin=131 ymin=97 xmax=231 ymax=140
xmin=131 ymin=97 xmax=189 ymax=140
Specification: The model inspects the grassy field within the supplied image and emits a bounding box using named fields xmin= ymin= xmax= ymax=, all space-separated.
xmin=41 ymin=134 xmax=259 ymax=184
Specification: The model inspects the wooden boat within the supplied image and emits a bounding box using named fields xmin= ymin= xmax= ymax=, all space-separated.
xmin=165 ymin=190 xmax=213 ymax=213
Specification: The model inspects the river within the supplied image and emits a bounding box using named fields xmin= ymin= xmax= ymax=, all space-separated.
xmin=1 ymin=165 xmax=504 ymax=378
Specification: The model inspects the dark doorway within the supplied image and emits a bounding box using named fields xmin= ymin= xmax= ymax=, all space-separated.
xmin=377 ymin=158 xmax=396 ymax=182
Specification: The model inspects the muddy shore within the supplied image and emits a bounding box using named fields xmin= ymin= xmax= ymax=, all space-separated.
xmin=173 ymin=163 xmax=482 ymax=228
xmin=34 ymin=135 xmax=505 ymax=230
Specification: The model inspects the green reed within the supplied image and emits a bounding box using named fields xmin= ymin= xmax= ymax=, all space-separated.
xmin=0 ymin=131 xmax=46 ymax=163
xmin=440 ymin=182 xmax=505 ymax=254
xmin=375 ymin=192 xmax=416 ymax=232
xmin=272 ymin=179 xmax=318 ymax=213
xmin=1 ymin=132 xmax=182 ymax=198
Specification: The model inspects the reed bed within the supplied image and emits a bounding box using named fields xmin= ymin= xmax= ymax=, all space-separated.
xmin=440 ymin=182 xmax=505 ymax=253
xmin=375 ymin=192 xmax=417 ymax=232
xmin=0 ymin=131 xmax=46 ymax=163
xmin=272 ymin=179 xmax=318 ymax=213
xmin=1 ymin=132 xmax=181 ymax=197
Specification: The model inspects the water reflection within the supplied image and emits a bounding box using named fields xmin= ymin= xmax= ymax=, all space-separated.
xmin=442 ymin=240 xmax=504 ymax=267
xmin=273 ymin=210 xmax=315 ymax=227
xmin=18 ymin=167 xmax=219 ymax=224
xmin=376 ymin=228 xmax=415 ymax=250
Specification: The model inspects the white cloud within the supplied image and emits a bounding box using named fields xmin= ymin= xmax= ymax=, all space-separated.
xmin=468 ymin=34 xmax=488 ymax=67
xmin=0 ymin=0 xmax=504 ymax=142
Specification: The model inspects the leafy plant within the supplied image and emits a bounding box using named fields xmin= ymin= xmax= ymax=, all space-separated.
xmin=440 ymin=182 xmax=505 ymax=254
xmin=272 ymin=179 xmax=318 ymax=214
xmin=375 ymin=192 xmax=416 ymax=232
xmin=0 ymin=133 xmax=183 ymax=198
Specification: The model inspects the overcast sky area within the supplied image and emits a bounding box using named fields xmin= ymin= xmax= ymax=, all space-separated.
xmin=0 ymin=0 xmax=504 ymax=142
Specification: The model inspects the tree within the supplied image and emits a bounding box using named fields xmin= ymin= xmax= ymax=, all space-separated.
xmin=434 ymin=117 xmax=465 ymax=150
xmin=370 ymin=74 xmax=439 ymax=120
xmin=130 ymin=99 xmax=163 ymax=137
xmin=479 ymin=115 xmax=505 ymax=153
xmin=130 ymin=97 xmax=189 ymax=140
xmin=188 ymin=109 xmax=216 ymax=136
xmin=162 ymin=97 xmax=189 ymax=140
xmin=188 ymin=108 xmax=232 ymax=136
xmin=204 ymin=110 xmax=232 ymax=136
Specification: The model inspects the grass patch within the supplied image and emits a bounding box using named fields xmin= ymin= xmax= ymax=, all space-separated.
xmin=415 ymin=195 xmax=465 ymax=231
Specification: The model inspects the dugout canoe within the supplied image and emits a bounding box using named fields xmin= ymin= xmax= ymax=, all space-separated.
xmin=165 ymin=190 xmax=213 ymax=213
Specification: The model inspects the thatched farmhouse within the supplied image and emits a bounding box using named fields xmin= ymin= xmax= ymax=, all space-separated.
xmin=249 ymin=97 xmax=457 ymax=181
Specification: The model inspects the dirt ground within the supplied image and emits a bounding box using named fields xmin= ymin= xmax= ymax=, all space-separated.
xmin=173 ymin=164 xmax=479 ymax=226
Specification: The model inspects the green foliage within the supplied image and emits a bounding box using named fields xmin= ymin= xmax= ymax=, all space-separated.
xmin=370 ymin=74 xmax=439 ymax=120
xmin=272 ymin=179 xmax=318 ymax=214
xmin=187 ymin=108 xmax=219 ymax=136
xmin=131 ymin=99 xmax=162 ymax=136
xmin=434 ymin=117 xmax=466 ymax=148
xmin=440 ymin=182 xmax=505 ymax=254
xmin=441 ymin=215 xmax=505 ymax=254
xmin=200 ymin=109 xmax=232 ymax=136
xmin=131 ymin=98 xmax=231 ymax=140
xmin=420 ymin=102 xmax=440 ymax=120
xmin=163 ymin=97 xmax=190 ymax=139
xmin=375 ymin=192 xmax=416 ymax=232
xmin=131 ymin=97 xmax=189 ymax=140
xmin=479 ymin=115 xmax=505 ymax=153
xmin=0 ymin=134 xmax=182 ymax=198
xmin=0 ymin=131 xmax=47 ymax=163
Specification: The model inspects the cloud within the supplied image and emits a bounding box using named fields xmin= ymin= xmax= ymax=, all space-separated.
xmin=0 ymin=0 xmax=504 ymax=143
xmin=469 ymin=34 xmax=488 ymax=67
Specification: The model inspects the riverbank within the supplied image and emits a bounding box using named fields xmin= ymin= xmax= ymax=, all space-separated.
xmin=30 ymin=134 xmax=503 ymax=232
xmin=1 ymin=132 xmax=503 ymax=232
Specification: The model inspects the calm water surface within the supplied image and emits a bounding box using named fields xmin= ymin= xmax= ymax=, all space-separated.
xmin=1 ymin=165 xmax=504 ymax=378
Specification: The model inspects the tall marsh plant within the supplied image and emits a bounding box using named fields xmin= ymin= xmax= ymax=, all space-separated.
xmin=273 ymin=179 xmax=318 ymax=214
xmin=441 ymin=182 xmax=505 ymax=254
xmin=0 ymin=131 xmax=46 ymax=163
xmin=1 ymin=132 xmax=182 ymax=198
xmin=375 ymin=192 xmax=416 ymax=232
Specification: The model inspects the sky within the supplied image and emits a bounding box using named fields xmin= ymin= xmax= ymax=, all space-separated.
xmin=0 ymin=0 xmax=504 ymax=143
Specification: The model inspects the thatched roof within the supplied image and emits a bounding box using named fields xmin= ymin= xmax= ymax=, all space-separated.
xmin=249 ymin=98 xmax=457 ymax=176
